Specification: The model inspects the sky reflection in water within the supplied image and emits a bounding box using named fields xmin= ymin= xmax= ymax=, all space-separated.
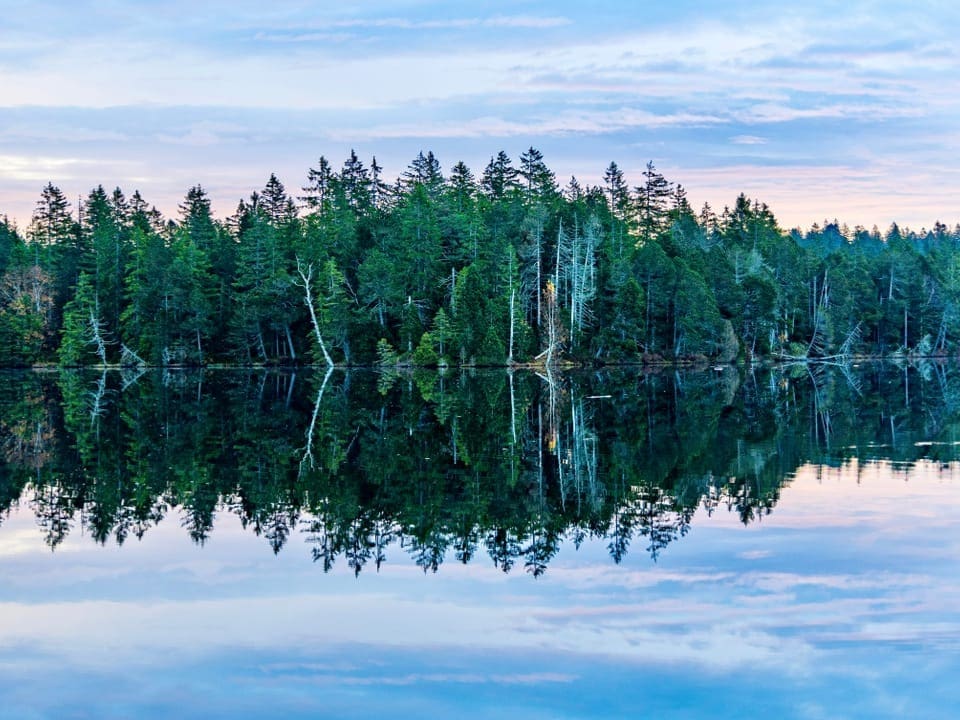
xmin=0 ymin=368 xmax=957 ymax=718
xmin=0 ymin=462 xmax=956 ymax=719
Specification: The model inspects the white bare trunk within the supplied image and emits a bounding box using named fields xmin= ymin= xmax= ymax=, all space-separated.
xmin=508 ymin=288 xmax=515 ymax=364
xmin=88 ymin=309 xmax=107 ymax=365
xmin=536 ymin=223 xmax=542 ymax=329
xmin=296 ymin=258 xmax=334 ymax=368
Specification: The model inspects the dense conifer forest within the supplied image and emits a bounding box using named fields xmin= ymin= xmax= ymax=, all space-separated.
xmin=1 ymin=148 xmax=958 ymax=367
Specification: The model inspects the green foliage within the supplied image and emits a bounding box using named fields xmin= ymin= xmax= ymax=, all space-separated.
xmin=7 ymin=149 xmax=960 ymax=366
xmin=0 ymin=243 xmax=53 ymax=365
xmin=453 ymin=264 xmax=493 ymax=363
xmin=376 ymin=338 xmax=399 ymax=366
xmin=673 ymin=261 xmax=724 ymax=356
xmin=59 ymin=273 xmax=103 ymax=366
xmin=431 ymin=307 xmax=453 ymax=362
xmin=412 ymin=331 xmax=439 ymax=366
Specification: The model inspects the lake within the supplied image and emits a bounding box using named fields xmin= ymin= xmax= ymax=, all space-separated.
xmin=0 ymin=364 xmax=957 ymax=719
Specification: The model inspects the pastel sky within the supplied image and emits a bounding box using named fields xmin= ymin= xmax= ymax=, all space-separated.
xmin=1 ymin=1 xmax=958 ymax=231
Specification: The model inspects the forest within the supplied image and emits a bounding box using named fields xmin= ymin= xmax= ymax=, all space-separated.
xmin=1 ymin=148 xmax=959 ymax=367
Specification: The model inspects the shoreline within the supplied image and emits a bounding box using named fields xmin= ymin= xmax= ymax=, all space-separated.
xmin=13 ymin=352 xmax=957 ymax=372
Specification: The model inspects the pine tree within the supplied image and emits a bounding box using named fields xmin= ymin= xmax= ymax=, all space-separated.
xmin=341 ymin=150 xmax=371 ymax=211
xmin=82 ymin=185 xmax=129 ymax=359
xmin=635 ymin=161 xmax=672 ymax=245
xmin=121 ymin=225 xmax=168 ymax=364
xmin=28 ymin=183 xmax=73 ymax=246
xmin=519 ymin=146 xmax=558 ymax=203
xmin=481 ymin=151 xmax=519 ymax=200
xmin=301 ymin=156 xmax=335 ymax=215
xmin=232 ymin=204 xmax=297 ymax=362
xmin=443 ymin=161 xmax=484 ymax=265
xmin=403 ymin=151 xmax=444 ymax=195
xmin=603 ymin=162 xmax=630 ymax=222
xmin=262 ymin=173 xmax=298 ymax=226
xmin=179 ymin=185 xmax=218 ymax=253
xmin=59 ymin=272 xmax=108 ymax=366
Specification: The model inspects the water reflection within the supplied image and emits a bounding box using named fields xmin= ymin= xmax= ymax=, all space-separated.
xmin=2 ymin=361 xmax=959 ymax=573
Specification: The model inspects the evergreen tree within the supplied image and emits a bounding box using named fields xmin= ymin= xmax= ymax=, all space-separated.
xmin=635 ymin=161 xmax=672 ymax=245
xmin=481 ymin=151 xmax=519 ymax=200
xmin=442 ymin=160 xmax=484 ymax=265
xmin=301 ymin=156 xmax=335 ymax=215
xmin=341 ymin=149 xmax=372 ymax=212
xmin=402 ymin=151 xmax=444 ymax=195
xmin=28 ymin=183 xmax=73 ymax=246
xmin=121 ymin=225 xmax=169 ymax=364
xmin=232 ymin=205 xmax=296 ymax=362
xmin=262 ymin=173 xmax=298 ymax=226
xmin=30 ymin=183 xmax=82 ymax=337
xmin=179 ymin=185 xmax=218 ymax=253
xmin=519 ymin=146 xmax=558 ymax=203
xmin=59 ymin=272 xmax=108 ymax=366
xmin=82 ymin=185 xmax=128 ymax=359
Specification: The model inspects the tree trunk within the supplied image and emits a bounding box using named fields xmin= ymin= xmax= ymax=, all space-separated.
xmin=451 ymin=267 xmax=457 ymax=316
xmin=903 ymin=304 xmax=908 ymax=349
xmin=296 ymin=258 xmax=334 ymax=367
xmin=508 ymin=288 xmax=515 ymax=364
xmin=536 ymin=229 xmax=542 ymax=329
xmin=285 ymin=324 xmax=297 ymax=361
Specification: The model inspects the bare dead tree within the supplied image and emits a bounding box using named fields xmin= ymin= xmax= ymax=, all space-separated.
xmin=295 ymin=257 xmax=334 ymax=367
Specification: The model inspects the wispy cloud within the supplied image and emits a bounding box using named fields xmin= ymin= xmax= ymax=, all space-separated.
xmin=262 ymin=15 xmax=572 ymax=32
xmin=333 ymin=108 xmax=727 ymax=141
xmin=288 ymin=671 xmax=579 ymax=686
xmin=251 ymin=31 xmax=358 ymax=44
xmin=155 ymin=121 xmax=254 ymax=147
xmin=733 ymin=102 xmax=924 ymax=124
xmin=731 ymin=135 xmax=767 ymax=145
xmin=0 ymin=125 xmax=128 ymax=144
xmin=0 ymin=1 xmax=957 ymax=229
xmin=0 ymin=154 xmax=85 ymax=182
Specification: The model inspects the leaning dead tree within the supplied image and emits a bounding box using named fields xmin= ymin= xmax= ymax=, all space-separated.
xmin=836 ymin=321 xmax=862 ymax=358
xmin=295 ymin=257 xmax=334 ymax=368
xmin=805 ymin=268 xmax=830 ymax=358
xmin=120 ymin=343 xmax=146 ymax=367
xmin=776 ymin=268 xmax=861 ymax=362
xmin=566 ymin=215 xmax=599 ymax=349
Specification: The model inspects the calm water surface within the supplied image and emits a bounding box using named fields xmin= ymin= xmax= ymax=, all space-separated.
xmin=0 ymin=365 xmax=957 ymax=719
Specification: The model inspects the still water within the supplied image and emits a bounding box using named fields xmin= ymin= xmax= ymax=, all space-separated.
xmin=0 ymin=365 xmax=957 ymax=719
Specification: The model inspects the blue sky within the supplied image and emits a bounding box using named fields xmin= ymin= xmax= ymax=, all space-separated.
xmin=1 ymin=1 xmax=958 ymax=230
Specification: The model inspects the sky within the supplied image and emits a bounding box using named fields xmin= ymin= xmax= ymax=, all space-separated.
xmin=1 ymin=0 xmax=958 ymax=231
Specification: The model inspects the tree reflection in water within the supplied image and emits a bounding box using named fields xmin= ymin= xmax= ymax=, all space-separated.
xmin=1 ymin=361 xmax=959 ymax=573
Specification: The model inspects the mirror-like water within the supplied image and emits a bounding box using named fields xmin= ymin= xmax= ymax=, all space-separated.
xmin=0 ymin=365 xmax=957 ymax=719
